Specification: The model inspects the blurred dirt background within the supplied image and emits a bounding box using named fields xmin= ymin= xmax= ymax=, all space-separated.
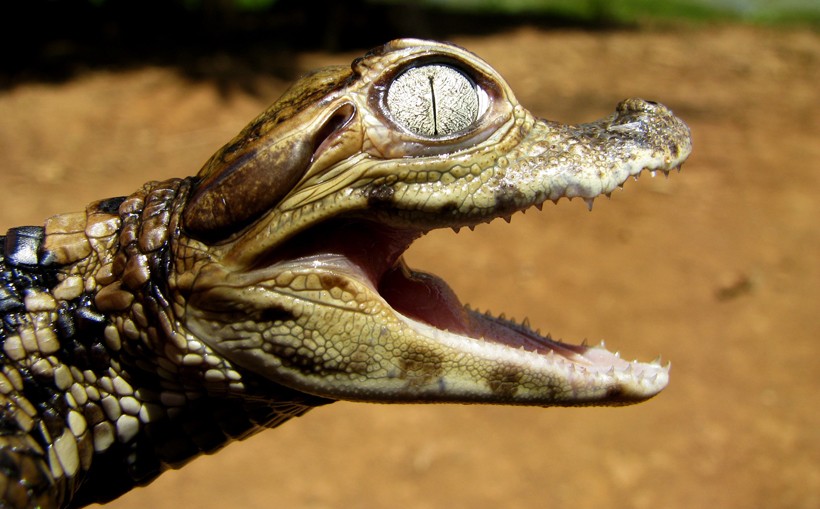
xmin=0 ymin=20 xmax=818 ymax=509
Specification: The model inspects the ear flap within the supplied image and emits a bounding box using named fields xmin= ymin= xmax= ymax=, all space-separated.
xmin=184 ymin=102 xmax=355 ymax=240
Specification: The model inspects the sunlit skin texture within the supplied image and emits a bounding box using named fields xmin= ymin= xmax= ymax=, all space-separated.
xmin=0 ymin=40 xmax=691 ymax=508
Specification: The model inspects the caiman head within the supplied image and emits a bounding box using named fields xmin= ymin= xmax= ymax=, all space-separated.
xmin=177 ymin=39 xmax=691 ymax=407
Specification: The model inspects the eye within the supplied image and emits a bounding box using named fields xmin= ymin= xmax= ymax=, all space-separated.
xmin=386 ymin=64 xmax=486 ymax=137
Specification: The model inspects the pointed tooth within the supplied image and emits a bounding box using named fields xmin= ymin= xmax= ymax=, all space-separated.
xmin=581 ymin=338 xmax=589 ymax=347
xmin=584 ymin=198 xmax=594 ymax=211
xmin=605 ymin=192 xmax=612 ymax=199
xmin=598 ymin=340 xmax=607 ymax=349
xmin=614 ymin=351 xmax=621 ymax=359
xmin=632 ymin=175 xmax=639 ymax=182
xmin=522 ymin=317 xmax=530 ymax=328
xmin=503 ymin=215 xmax=512 ymax=223
xmin=468 ymin=225 xmax=476 ymax=231
xmin=535 ymin=202 xmax=543 ymax=211
xmin=651 ymin=355 xmax=663 ymax=366
xmin=499 ymin=312 xmax=506 ymax=320
xmin=451 ymin=226 xmax=461 ymax=233
xmin=606 ymin=366 xmax=615 ymax=376
xmin=650 ymin=170 xmax=657 ymax=178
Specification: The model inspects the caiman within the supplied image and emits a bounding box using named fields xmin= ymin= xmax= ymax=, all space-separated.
xmin=0 ymin=39 xmax=692 ymax=508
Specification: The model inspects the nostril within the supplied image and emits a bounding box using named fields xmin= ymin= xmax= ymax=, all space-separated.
xmin=616 ymin=98 xmax=668 ymax=116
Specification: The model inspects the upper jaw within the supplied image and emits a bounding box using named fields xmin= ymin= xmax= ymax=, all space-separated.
xmin=350 ymin=97 xmax=692 ymax=235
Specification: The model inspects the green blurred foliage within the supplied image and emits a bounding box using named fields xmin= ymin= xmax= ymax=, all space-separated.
xmin=81 ymin=0 xmax=820 ymax=24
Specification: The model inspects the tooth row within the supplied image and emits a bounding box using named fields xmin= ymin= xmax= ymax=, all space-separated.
xmin=465 ymin=304 xmax=543 ymax=336
xmin=456 ymin=164 xmax=683 ymax=232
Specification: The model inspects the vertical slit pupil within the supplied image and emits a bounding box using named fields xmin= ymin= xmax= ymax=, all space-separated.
xmin=428 ymin=76 xmax=437 ymax=136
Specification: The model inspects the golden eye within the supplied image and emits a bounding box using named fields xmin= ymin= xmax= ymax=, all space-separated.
xmin=386 ymin=64 xmax=484 ymax=137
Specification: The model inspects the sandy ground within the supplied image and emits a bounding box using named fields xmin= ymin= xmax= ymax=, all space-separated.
xmin=0 ymin=25 xmax=817 ymax=509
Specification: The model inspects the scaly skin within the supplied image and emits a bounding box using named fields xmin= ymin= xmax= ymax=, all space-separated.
xmin=0 ymin=39 xmax=691 ymax=508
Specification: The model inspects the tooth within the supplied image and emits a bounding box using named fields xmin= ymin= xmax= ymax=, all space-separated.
xmin=535 ymin=203 xmax=543 ymax=211
xmin=598 ymin=340 xmax=607 ymax=349
xmin=651 ymin=355 xmax=662 ymax=366
xmin=614 ymin=351 xmax=621 ymax=359
xmin=451 ymin=226 xmax=461 ymax=233
xmin=584 ymin=198 xmax=594 ymax=211
xmin=605 ymin=192 xmax=612 ymax=199
xmin=650 ymin=170 xmax=657 ymax=178
xmin=499 ymin=312 xmax=506 ymax=320
xmin=522 ymin=317 xmax=530 ymax=328
xmin=581 ymin=338 xmax=589 ymax=347
xmin=503 ymin=216 xmax=512 ymax=223
xmin=468 ymin=225 xmax=476 ymax=231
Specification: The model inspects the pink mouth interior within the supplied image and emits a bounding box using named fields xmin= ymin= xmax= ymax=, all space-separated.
xmin=269 ymin=219 xmax=589 ymax=360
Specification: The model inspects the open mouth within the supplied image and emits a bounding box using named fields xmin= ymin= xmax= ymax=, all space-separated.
xmin=263 ymin=208 xmax=670 ymax=403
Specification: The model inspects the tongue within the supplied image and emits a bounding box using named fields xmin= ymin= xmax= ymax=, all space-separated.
xmin=379 ymin=260 xmax=471 ymax=335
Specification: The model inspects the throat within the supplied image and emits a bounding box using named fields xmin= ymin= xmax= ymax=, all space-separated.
xmin=379 ymin=259 xmax=471 ymax=335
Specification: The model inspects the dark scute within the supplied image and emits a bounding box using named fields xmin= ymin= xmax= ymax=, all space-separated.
xmin=55 ymin=306 xmax=77 ymax=339
xmin=3 ymin=226 xmax=44 ymax=267
xmin=75 ymin=304 xmax=106 ymax=327
xmin=0 ymin=284 xmax=23 ymax=313
xmin=95 ymin=196 xmax=127 ymax=215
